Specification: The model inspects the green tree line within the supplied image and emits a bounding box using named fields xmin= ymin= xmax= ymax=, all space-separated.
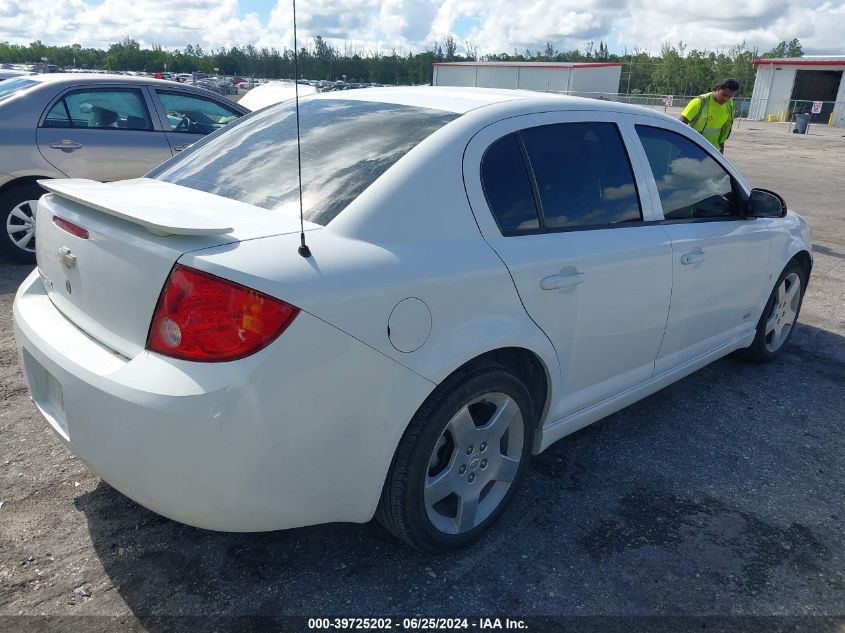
xmin=0 ymin=36 xmax=802 ymax=96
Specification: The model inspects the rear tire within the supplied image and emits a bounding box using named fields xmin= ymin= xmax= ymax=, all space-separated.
xmin=377 ymin=362 xmax=535 ymax=552
xmin=0 ymin=182 xmax=44 ymax=264
xmin=742 ymin=260 xmax=807 ymax=363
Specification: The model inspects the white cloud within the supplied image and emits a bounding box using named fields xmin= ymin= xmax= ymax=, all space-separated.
xmin=1 ymin=0 xmax=843 ymax=56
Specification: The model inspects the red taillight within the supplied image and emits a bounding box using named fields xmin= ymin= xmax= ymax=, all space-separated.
xmin=146 ymin=264 xmax=299 ymax=362
xmin=53 ymin=216 xmax=89 ymax=239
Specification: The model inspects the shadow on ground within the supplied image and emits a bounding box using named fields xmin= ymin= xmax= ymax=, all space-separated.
xmin=70 ymin=324 xmax=845 ymax=625
xmin=0 ymin=263 xmax=33 ymax=295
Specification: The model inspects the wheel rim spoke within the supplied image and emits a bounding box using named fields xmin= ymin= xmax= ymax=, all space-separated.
xmin=425 ymin=465 xmax=455 ymax=506
xmin=14 ymin=230 xmax=34 ymax=249
xmin=785 ymin=279 xmax=799 ymax=305
xmin=765 ymin=311 xmax=778 ymax=337
xmin=484 ymin=396 xmax=519 ymax=442
xmin=777 ymin=281 xmax=786 ymax=304
xmin=456 ymin=492 xmax=479 ymax=532
xmin=7 ymin=224 xmax=31 ymax=235
xmin=10 ymin=206 xmax=32 ymax=223
xmin=494 ymin=455 xmax=520 ymax=483
xmin=447 ymin=406 xmax=477 ymax=446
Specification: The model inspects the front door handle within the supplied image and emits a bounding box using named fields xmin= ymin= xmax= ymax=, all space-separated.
xmin=680 ymin=249 xmax=705 ymax=265
xmin=173 ymin=144 xmax=192 ymax=152
xmin=541 ymin=271 xmax=585 ymax=290
xmin=50 ymin=140 xmax=83 ymax=151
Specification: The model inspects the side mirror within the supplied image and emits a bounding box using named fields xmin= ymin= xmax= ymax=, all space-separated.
xmin=748 ymin=188 xmax=787 ymax=218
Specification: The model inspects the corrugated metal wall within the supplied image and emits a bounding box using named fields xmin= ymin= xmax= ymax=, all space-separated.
xmin=432 ymin=65 xmax=477 ymax=87
xmin=569 ymin=66 xmax=622 ymax=96
xmin=749 ymin=65 xmax=773 ymax=120
xmin=766 ymin=67 xmax=797 ymax=119
xmin=516 ymin=67 xmax=570 ymax=92
xmin=433 ymin=65 xmax=621 ymax=95
xmin=475 ymin=66 xmax=519 ymax=89
xmin=834 ymin=75 xmax=845 ymax=127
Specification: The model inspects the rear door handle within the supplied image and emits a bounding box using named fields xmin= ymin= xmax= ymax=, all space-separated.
xmin=541 ymin=271 xmax=585 ymax=290
xmin=680 ymin=249 xmax=705 ymax=265
xmin=50 ymin=140 xmax=83 ymax=151
xmin=173 ymin=144 xmax=192 ymax=152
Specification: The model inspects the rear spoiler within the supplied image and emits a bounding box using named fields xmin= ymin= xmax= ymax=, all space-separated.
xmin=38 ymin=178 xmax=236 ymax=237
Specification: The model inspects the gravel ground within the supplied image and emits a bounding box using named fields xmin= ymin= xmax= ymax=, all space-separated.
xmin=0 ymin=124 xmax=843 ymax=631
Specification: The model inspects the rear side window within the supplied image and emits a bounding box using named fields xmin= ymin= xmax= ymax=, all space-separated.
xmin=43 ymin=89 xmax=152 ymax=130
xmin=151 ymin=99 xmax=458 ymax=226
xmin=481 ymin=134 xmax=540 ymax=234
xmin=636 ymin=125 xmax=741 ymax=219
xmin=520 ymin=122 xmax=642 ymax=229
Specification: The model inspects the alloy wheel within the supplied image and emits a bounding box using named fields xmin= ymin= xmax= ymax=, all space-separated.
xmin=424 ymin=392 xmax=524 ymax=535
xmin=6 ymin=199 xmax=38 ymax=254
xmin=764 ymin=272 xmax=801 ymax=353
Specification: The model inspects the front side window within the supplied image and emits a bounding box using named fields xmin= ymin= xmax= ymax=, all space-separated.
xmin=481 ymin=133 xmax=540 ymax=234
xmin=636 ymin=125 xmax=743 ymax=220
xmin=156 ymin=91 xmax=241 ymax=134
xmin=520 ymin=122 xmax=642 ymax=229
xmin=44 ymin=89 xmax=152 ymax=130
xmin=151 ymin=99 xmax=458 ymax=226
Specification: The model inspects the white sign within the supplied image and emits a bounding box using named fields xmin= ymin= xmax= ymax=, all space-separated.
xmin=812 ymin=101 xmax=823 ymax=114
xmin=665 ymin=95 xmax=674 ymax=107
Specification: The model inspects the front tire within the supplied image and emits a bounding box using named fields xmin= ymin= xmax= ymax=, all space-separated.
xmin=742 ymin=260 xmax=807 ymax=363
xmin=377 ymin=362 xmax=536 ymax=552
xmin=0 ymin=182 xmax=44 ymax=264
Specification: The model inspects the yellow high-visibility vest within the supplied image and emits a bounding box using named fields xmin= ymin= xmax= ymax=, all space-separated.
xmin=682 ymin=92 xmax=734 ymax=149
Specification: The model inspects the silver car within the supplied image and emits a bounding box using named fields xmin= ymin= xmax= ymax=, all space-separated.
xmin=0 ymin=74 xmax=248 ymax=262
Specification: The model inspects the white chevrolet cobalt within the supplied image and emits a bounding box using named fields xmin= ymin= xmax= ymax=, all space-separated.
xmin=14 ymin=88 xmax=811 ymax=551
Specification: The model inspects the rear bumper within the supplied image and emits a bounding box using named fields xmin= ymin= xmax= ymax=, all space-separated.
xmin=14 ymin=270 xmax=434 ymax=531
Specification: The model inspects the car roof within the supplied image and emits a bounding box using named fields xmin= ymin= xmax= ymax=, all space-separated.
xmin=25 ymin=72 xmax=193 ymax=89
xmin=305 ymin=86 xmax=668 ymax=120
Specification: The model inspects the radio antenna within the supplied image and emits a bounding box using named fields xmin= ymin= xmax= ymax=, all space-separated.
xmin=292 ymin=0 xmax=311 ymax=258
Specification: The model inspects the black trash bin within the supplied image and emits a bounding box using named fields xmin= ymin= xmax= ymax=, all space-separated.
xmin=794 ymin=112 xmax=810 ymax=134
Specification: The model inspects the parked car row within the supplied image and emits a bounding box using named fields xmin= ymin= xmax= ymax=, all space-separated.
xmin=0 ymin=73 xmax=248 ymax=262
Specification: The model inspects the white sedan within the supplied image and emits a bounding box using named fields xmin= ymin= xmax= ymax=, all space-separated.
xmin=14 ymin=88 xmax=811 ymax=551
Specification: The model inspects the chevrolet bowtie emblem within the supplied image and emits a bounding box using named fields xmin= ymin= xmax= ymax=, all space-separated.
xmin=58 ymin=246 xmax=77 ymax=269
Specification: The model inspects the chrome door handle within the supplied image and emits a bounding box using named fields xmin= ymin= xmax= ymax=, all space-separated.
xmin=50 ymin=140 xmax=83 ymax=151
xmin=680 ymin=250 xmax=705 ymax=265
xmin=173 ymin=144 xmax=192 ymax=152
xmin=541 ymin=271 xmax=585 ymax=290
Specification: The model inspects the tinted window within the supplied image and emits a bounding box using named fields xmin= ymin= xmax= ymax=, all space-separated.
xmin=481 ymin=134 xmax=540 ymax=234
xmin=156 ymin=91 xmax=241 ymax=134
xmin=44 ymin=100 xmax=71 ymax=127
xmin=47 ymin=89 xmax=152 ymax=130
xmin=151 ymin=99 xmax=458 ymax=226
xmin=520 ymin=122 xmax=642 ymax=229
xmin=636 ymin=126 xmax=741 ymax=219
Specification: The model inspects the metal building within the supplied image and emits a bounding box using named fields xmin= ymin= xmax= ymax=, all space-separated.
xmin=432 ymin=61 xmax=623 ymax=98
xmin=748 ymin=56 xmax=845 ymax=127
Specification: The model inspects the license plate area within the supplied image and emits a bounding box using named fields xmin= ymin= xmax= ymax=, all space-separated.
xmin=22 ymin=349 xmax=69 ymax=441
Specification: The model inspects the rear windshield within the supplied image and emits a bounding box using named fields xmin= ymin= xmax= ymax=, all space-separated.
xmin=151 ymin=99 xmax=458 ymax=225
xmin=0 ymin=78 xmax=37 ymax=103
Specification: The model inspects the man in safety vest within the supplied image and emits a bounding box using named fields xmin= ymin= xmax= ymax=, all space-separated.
xmin=680 ymin=78 xmax=739 ymax=153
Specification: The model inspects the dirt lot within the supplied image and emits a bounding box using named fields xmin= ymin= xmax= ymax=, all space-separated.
xmin=1 ymin=123 xmax=844 ymax=631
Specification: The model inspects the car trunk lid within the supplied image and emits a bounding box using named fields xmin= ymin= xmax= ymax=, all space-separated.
xmin=35 ymin=178 xmax=316 ymax=358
